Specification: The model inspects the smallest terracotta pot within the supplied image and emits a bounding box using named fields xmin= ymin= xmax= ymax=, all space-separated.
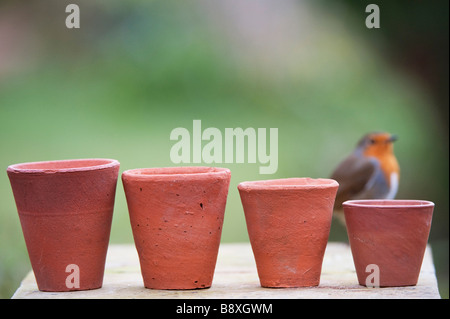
xmin=343 ymin=200 xmax=434 ymax=287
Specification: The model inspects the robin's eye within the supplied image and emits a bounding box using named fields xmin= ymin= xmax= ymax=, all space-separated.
xmin=370 ymin=139 xmax=376 ymax=144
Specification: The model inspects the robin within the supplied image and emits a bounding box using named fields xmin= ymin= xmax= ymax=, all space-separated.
xmin=331 ymin=132 xmax=400 ymax=223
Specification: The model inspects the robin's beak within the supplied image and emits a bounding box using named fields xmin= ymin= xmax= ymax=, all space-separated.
xmin=389 ymin=134 xmax=398 ymax=143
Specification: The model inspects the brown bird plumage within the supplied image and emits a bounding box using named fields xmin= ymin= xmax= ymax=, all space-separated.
xmin=331 ymin=132 xmax=400 ymax=222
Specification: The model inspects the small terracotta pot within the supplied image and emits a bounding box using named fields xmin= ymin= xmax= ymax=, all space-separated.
xmin=122 ymin=166 xmax=231 ymax=290
xmin=343 ymin=200 xmax=434 ymax=287
xmin=238 ymin=178 xmax=339 ymax=288
xmin=7 ymin=158 xmax=120 ymax=292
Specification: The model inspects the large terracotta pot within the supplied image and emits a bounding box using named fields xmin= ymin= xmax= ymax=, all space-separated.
xmin=122 ymin=166 xmax=231 ymax=290
xmin=7 ymin=158 xmax=120 ymax=292
xmin=343 ymin=199 xmax=434 ymax=287
xmin=238 ymin=178 xmax=339 ymax=287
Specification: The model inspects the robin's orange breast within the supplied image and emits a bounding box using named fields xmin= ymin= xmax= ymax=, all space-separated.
xmin=364 ymin=149 xmax=399 ymax=186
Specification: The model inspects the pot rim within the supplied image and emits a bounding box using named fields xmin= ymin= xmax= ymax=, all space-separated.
xmin=342 ymin=199 xmax=434 ymax=209
xmin=238 ymin=177 xmax=338 ymax=191
xmin=122 ymin=166 xmax=231 ymax=180
xmin=7 ymin=158 xmax=120 ymax=174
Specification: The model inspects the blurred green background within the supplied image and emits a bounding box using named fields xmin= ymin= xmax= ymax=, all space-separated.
xmin=0 ymin=0 xmax=448 ymax=298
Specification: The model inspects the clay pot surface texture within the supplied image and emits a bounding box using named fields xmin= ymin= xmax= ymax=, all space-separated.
xmin=343 ymin=199 xmax=434 ymax=287
xmin=122 ymin=166 xmax=231 ymax=290
xmin=7 ymin=158 xmax=120 ymax=292
xmin=238 ymin=178 xmax=339 ymax=288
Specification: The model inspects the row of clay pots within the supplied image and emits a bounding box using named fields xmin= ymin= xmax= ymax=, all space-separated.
xmin=7 ymin=159 xmax=433 ymax=292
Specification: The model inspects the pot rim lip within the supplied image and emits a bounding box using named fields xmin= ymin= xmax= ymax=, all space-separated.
xmin=238 ymin=177 xmax=339 ymax=191
xmin=122 ymin=166 xmax=231 ymax=180
xmin=7 ymin=158 xmax=120 ymax=174
xmin=342 ymin=199 xmax=435 ymax=208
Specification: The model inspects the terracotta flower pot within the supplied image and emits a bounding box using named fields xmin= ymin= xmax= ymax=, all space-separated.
xmin=343 ymin=199 xmax=434 ymax=287
xmin=238 ymin=178 xmax=339 ymax=288
xmin=7 ymin=158 xmax=120 ymax=292
xmin=122 ymin=166 xmax=231 ymax=290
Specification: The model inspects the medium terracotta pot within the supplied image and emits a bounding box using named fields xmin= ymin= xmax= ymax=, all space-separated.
xmin=122 ymin=166 xmax=231 ymax=290
xmin=343 ymin=199 xmax=434 ymax=287
xmin=238 ymin=178 xmax=339 ymax=288
xmin=7 ymin=158 xmax=120 ymax=292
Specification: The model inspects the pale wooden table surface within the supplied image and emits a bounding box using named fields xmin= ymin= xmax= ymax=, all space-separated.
xmin=12 ymin=242 xmax=440 ymax=299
